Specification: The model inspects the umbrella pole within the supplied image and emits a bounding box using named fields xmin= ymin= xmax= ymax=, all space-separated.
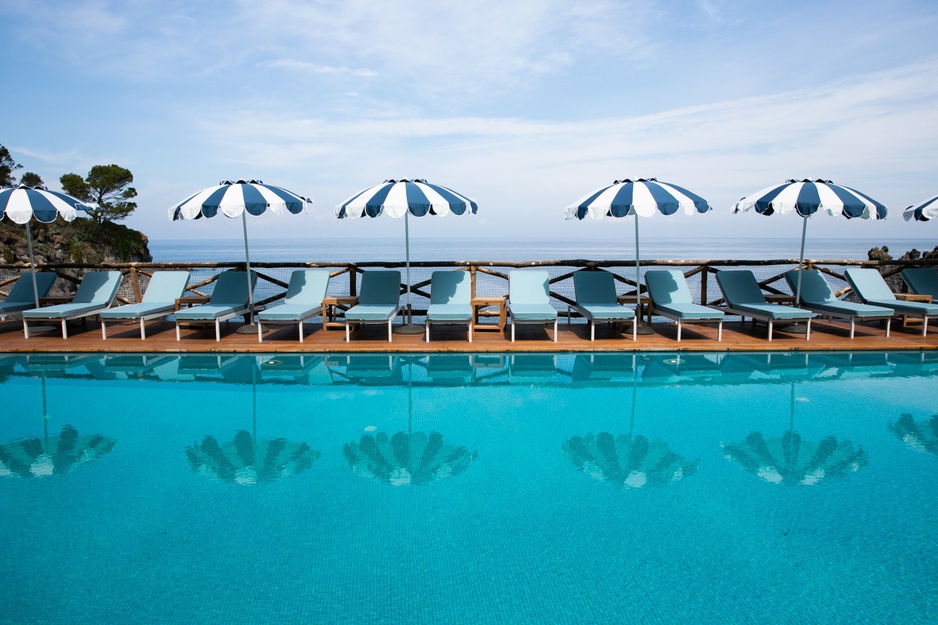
xmin=242 ymin=211 xmax=255 ymax=315
xmin=795 ymin=215 xmax=808 ymax=305
xmin=26 ymin=223 xmax=39 ymax=308
xmin=633 ymin=216 xmax=654 ymax=334
xmin=394 ymin=212 xmax=424 ymax=333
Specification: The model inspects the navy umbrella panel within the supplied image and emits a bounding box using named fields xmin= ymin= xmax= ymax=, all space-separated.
xmin=733 ymin=179 xmax=887 ymax=304
xmin=169 ymin=180 xmax=312 ymax=316
xmin=565 ymin=177 xmax=713 ymax=301
xmin=336 ymin=179 xmax=478 ymax=327
xmin=903 ymin=195 xmax=938 ymax=222
xmin=0 ymin=185 xmax=95 ymax=307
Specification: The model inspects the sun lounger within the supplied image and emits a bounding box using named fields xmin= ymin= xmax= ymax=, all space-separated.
xmin=644 ymin=269 xmax=723 ymax=341
xmin=571 ymin=270 xmax=636 ymax=341
xmin=0 ymin=272 xmax=56 ymax=320
xmin=175 ymin=270 xmax=257 ymax=341
xmin=99 ymin=271 xmax=190 ymax=339
xmin=901 ymin=268 xmax=938 ymax=298
xmin=715 ymin=270 xmax=813 ymax=341
xmin=425 ymin=271 xmax=473 ymax=342
xmin=507 ymin=270 xmax=557 ymax=342
xmin=344 ymin=271 xmax=402 ymax=342
xmin=784 ymin=269 xmax=892 ymax=338
xmin=845 ymin=268 xmax=938 ymax=336
xmin=256 ymin=269 xmax=330 ymax=342
xmin=22 ymin=271 xmax=122 ymax=339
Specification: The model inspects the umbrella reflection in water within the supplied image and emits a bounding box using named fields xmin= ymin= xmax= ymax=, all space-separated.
xmin=722 ymin=372 xmax=868 ymax=485
xmin=185 ymin=356 xmax=320 ymax=485
xmin=564 ymin=355 xmax=699 ymax=489
xmin=888 ymin=413 xmax=938 ymax=456
xmin=343 ymin=356 xmax=477 ymax=486
xmin=0 ymin=374 xmax=115 ymax=478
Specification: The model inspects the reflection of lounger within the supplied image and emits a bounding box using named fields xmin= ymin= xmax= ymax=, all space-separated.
xmin=256 ymin=269 xmax=330 ymax=343
xmin=22 ymin=271 xmax=123 ymax=339
xmin=571 ymin=270 xmax=636 ymax=341
xmin=175 ymin=271 xmax=257 ymax=342
xmin=846 ymin=268 xmax=938 ymax=336
xmin=644 ymin=270 xmax=723 ymax=341
xmin=716 ymin=270 xmax=813 ymax=341
xmin=0 ymin=272 xmax=56 ymax=320
xmin=784 ymin=269 xmax=892 ymax=339
xmin=344 ymin=271 xmax=402 ymax=343
xmin=99 ymin=271 xmax=190 ymax=339
xmin=508 ymin=271 xmax=557 ymax=342
xmin=425 ymin=271 xmax=473 ymax=343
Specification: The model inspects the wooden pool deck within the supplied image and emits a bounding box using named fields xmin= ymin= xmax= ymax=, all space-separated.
xmin=1 ymin=316 xmax=935 ymax=354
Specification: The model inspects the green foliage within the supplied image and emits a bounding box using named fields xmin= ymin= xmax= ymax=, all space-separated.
xmin=19 ymin=171 xmax=44 ymax=187
xmin=0 ymin=144 xmax=22 ymax=186
xmin=60 ymin=164 xmax=138 ymax=223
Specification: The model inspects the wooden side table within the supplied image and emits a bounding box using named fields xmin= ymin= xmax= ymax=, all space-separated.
xmin=895 ymin=292 xmax=933 ymax=327
xmin=472 ymin=295 xmax=507 ymax=332
xmin=322 ymin=295 xmax=359 ymax=330
xmin=764 ymin=294 xmax=796 ymax=304
xmin=174 ymin=295 xmax=210 ymax=311
xmin=617 ymin=294 xmax=652 ymax=324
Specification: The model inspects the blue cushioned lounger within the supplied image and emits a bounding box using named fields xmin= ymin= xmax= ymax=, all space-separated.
xmin=22 ymin=271 xmax=123 ymax=339
xmin=715 ymin=270 xmax=813 ymax=341
xmin=344 ymin=271 xmax=402 ymax=343
xmin=784 ymin=269 xmax=892 ymax=339
xmin=644 ymin=269 xmax=723 ymax=341
xmin=0 ymin=272 xmax=56 ymax=320
xmin=507 ymin=270 xmax=557 ymax=342
xmin=571 ymin=270 xmax=636 ymax=341
xmin=175 ymin=271 xmax=257 ymax=342
xmin=425 ymin=271 xmax=473 ymax=343
xmin=256 ymin=269 xmax=330 ymax=343
xmin=901 ymin=268 xmax=938 ymax=299
xmin=845 ymin=268 xmax=938 ymax=336
xmin=99 ymin=271 xmax=191 ymax=339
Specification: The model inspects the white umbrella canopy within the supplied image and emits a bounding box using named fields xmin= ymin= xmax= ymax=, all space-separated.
xmin=903 ymin=195 xmax=938 ymax=222
xmin=733 ymin=178 xmax=887 ymax=304
xmin=0 ymin=184 xmax=95 ymax=307
xmin=336 ymin=178 xmax=478 ymax=332
xmin=168 ymin=179 xmax=312 ymax=323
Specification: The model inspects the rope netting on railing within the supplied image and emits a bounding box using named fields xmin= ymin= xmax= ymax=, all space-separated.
xmin=1 ymin=259 xmax=935 ymax=323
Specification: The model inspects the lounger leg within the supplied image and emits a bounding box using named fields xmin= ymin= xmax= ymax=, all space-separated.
xmin=345 ymin=322 xmax=351 ymax=342
xmin=924 ymin=317 xmax=929 ymax=337
xmin=140 ymin=318 xmax=147 ymax=340
xmin=176 ymin=322 xmax=181 ymax=341
xmin=805 ymin=319 xmax=811 ymax=340
xmin=885 ymin=318 xmax=890 ymax=338
xmin=425 ymin=323 xmax=430 ymax=342
xmin=299 ymin=322 xmax=304 ymax=343
xmin=590 ymin=321 xmax=595 ymax=342
xmin=676 ymin=320 xmax=682 ymax=342
xmin=215 ymin=320 xmax=221 ymax=342
xmin=632 ymin=317 xmax=637 ymax=341
xmin=717 ymin=320 xmax=723 ymax=342
xmin=468 ymin=322 xmax=472 ymax=343
xmin=511 ymin=323 xmax=515 ymax=342
xmin=767 ymin=321 xmax=773 ymax=342
xmin=553 ymin=319 xmax=558 ymax=342
xmin=23 ymin=319 xmax=29 ymax=339
xmin=258 ymin=320 xmax=264 ymax=343
xmin=850 ymin=319 xmax=855 ymax=339
xmin=101 ymin=321 xmax=108 ymax=340
xmin=61 ymin=320 xmax=68 ymax=339
xmin=387 ymin=320 xmax=393 ymax=342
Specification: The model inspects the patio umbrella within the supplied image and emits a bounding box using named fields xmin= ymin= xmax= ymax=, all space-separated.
xmin=184 ymin=356 xmax=320 ymax=485
xmin=888 ymin=413 xmax=938 ymax=456
xmin=565 ymin=178 xmax=712 ymax=331
xmin=722 ymin=382 xmax=868 ymax=486
xmin=733 ymin=178 xmax=887 ymax=306
xmin=0 ymin=184 xmax=95 ymax=307
xmin=169 ymin=179 xmax=312 ymax=327
xmin=342 ymin=356 xmax=477 ymax=485
xmin=0 ymin=375 xmax=116 ymax=479
xmin=903 ymin=195 xmax=938 ymax=222
xmin=336 ymin=178 xmax=478 ymax=333
xmin=564 ymin=355 xmax=699 ymax=488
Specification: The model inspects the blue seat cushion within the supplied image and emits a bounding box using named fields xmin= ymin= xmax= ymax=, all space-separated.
xmin=655 ymin=303 xmax=723 ymax=320
xmin=868 ymin=299 xmax=938 ymax=315
xmin=99 ymin=302 xmax=175 ymax=319
xmin=346 ymin=304 xmax=398 ymax=321
xmin=175 ymin=304 xmax=244 ymax=321
xmin=732 ymin=303 xmax=812 ymax=320
xmin=23 ymin=303 xmax=106 ymax=319
xmin=427 ymin=304 xmax=472 ymax=321
xmin=803 ymin=301 xmax=892 ymax=318
xmin=257 ymin=304 xmax=321 ymax=321
xmin=576 ymin=303 xmax=634 ymax=320
xmin=510 ymin=304 xmax=557 ymax=321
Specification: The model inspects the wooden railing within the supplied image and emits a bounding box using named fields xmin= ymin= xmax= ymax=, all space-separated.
xmin=2 ymin=258 xmax=936 ymax=319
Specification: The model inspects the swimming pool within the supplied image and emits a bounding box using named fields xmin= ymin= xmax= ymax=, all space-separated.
xmin=1 ymin=351 xmax=936 ymax=624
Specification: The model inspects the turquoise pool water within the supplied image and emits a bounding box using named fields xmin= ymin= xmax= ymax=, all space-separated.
xmin=1 ymin=351 xmax=936 ymax=624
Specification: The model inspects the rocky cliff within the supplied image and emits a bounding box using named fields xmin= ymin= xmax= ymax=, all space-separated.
xmin=0 ymin=219 xmax=152 ymax=266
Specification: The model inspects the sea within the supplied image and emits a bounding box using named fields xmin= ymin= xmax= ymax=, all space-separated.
xmin=148 ymin=236 xmax=937 ymax=264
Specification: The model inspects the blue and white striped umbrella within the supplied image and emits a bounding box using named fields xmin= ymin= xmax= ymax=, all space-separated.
xmin=565 ymin=178 xmax=713 ymax=308
xmin=0 ymin=184 xmax=95 ymax=306
xmin=169 ymin=180 xmax=312 ymax=318
xmin=903 ymin=195 xmax=938 ymax=222
xmin=734 ymin=179 xmax=887 ymax=304
xmin=336 ymin=179 xmax=478 ymax=329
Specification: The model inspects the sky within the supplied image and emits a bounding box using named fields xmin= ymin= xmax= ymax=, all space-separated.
xmin=2 ymin=0 xmax=938 ymax=247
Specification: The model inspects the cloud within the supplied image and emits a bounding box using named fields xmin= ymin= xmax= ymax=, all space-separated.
xmin=263 ymin=58 xmax=377 ymax=77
